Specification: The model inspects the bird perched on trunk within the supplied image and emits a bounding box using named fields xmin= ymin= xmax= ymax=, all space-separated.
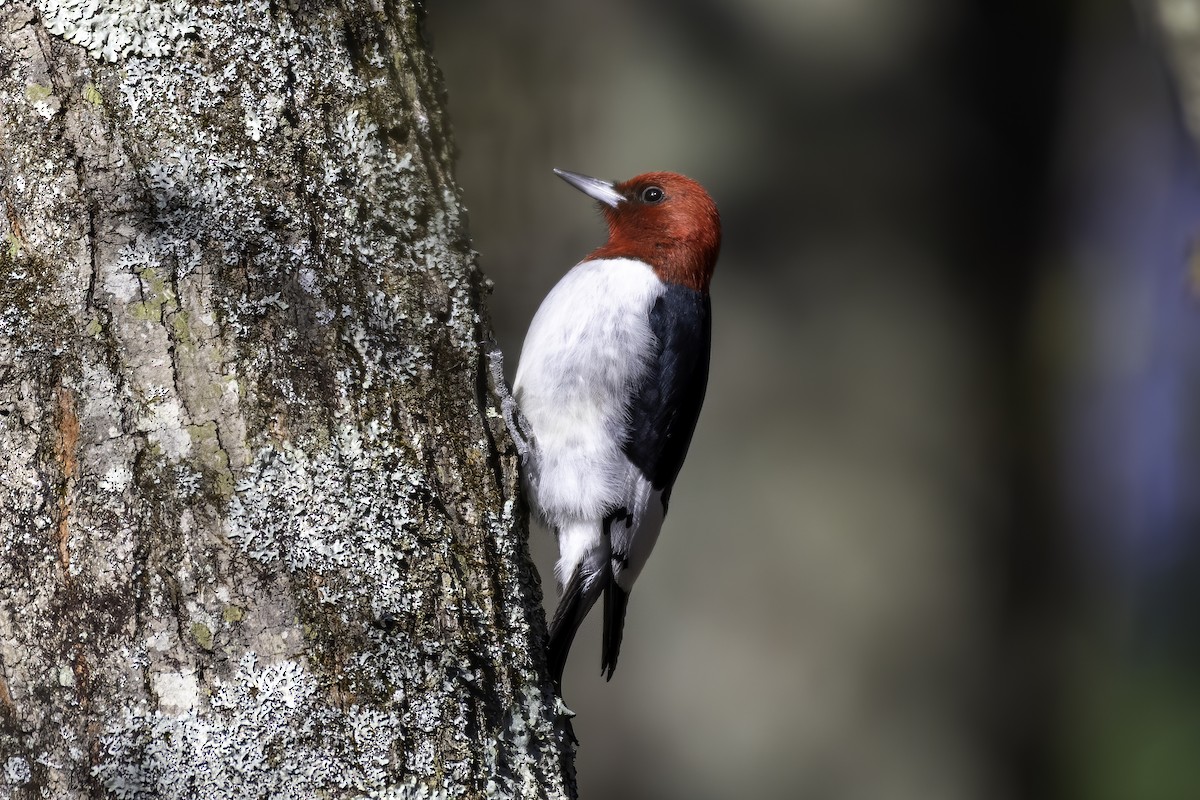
xmin=489 ymin=168 xmax=721 ymax=689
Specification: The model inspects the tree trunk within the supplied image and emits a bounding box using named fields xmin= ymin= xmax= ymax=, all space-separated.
xmin=0 ymin=2 xmax=573 ymax=797
xmin=1152 ymin=0 xmax=1200 ymax=144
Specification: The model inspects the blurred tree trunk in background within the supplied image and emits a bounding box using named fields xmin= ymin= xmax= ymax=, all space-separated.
xmin=1152 ymin=0 xmax=1200 ymax=142
xmin=0 ymin=2 xmax=572 ymax=798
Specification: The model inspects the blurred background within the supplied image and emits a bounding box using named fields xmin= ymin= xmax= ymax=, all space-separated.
xmin=426 ymin=1 xmax=1200 ymax=798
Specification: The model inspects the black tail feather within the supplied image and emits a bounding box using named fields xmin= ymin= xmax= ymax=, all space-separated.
xmin=601 ymin=581 xmax=630 ymax=680
xmin=547 ymin=568 xmax=603 ymax=690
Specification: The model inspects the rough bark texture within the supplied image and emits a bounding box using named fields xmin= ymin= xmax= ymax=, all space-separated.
xmin=0 ymin=2 xmax=573 ymax=797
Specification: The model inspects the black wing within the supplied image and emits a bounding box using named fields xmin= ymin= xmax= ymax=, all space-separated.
xmin=600 ymin=286 xmax=711 ymax=678
xmin=622 ymin=285 xmax=712 ymax=501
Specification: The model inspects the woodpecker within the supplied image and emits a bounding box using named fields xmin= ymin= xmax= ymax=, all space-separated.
xmin=490 ymin=168 xmax=720 ymax=688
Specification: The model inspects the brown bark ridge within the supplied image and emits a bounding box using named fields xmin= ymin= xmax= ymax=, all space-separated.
xmin=0 ymin=2 xmax=574 ymax=797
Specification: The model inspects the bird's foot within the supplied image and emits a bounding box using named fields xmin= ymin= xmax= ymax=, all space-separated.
xmin=481 ymin=340 xmax=537 ymax=463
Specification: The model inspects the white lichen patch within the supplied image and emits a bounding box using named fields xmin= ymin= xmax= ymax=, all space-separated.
xmin=99 ymin=464 xmax=133 ymax=493
xmin=226 ymin=424 xmax=422 ymax=608
xmin=3 ymin=756 xmax=31 ymax=785
xmin=149 ymin=668 xmax=199 ymax=715
xmin=174 ymin=464 xmax=201 ymax=497
xmin=223 ymin=431 xmax=566 ymax=794
xmin=95 ymin=653 xmax=403 ymax=799
xmin=30 ymin=90 xmax=61 ymax=120
xmin=35 ymin=0 xmax=198 ymax=63
xmin=144 ymin=395 xmax=191 ymax=458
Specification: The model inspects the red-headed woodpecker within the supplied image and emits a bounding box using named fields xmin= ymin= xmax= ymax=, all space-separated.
xmin=490 ymin=169 xmax=721 ymax=688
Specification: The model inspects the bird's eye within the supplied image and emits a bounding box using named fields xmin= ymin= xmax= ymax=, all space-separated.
xmin=640 ymin=186 xmax=665 ymax=204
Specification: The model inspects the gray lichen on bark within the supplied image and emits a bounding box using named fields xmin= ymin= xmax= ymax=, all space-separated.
xmin=0 ymin=1 xmax=572 ymax=797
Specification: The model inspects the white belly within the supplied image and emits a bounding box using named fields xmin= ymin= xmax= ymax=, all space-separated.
xmin=514 ymin=258 xmax=664 ymax=525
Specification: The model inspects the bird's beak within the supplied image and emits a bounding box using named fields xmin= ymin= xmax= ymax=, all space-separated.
xmin=553 ymin=168 xmax=624 ymax=208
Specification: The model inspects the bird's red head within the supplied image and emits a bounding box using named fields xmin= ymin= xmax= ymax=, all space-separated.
xmin=554 ymin=169 xmax=722 ymax=293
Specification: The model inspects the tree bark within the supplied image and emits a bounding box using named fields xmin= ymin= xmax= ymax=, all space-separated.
xmin=0 ymin=2 xmax=573 ymax=797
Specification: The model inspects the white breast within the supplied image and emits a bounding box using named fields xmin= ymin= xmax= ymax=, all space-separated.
xmin=514 ymin=258 xmax=664 ymax=526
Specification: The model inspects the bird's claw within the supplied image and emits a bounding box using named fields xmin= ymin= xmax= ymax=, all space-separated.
xmin=482 ymin=340 xmax=537 ymax=464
